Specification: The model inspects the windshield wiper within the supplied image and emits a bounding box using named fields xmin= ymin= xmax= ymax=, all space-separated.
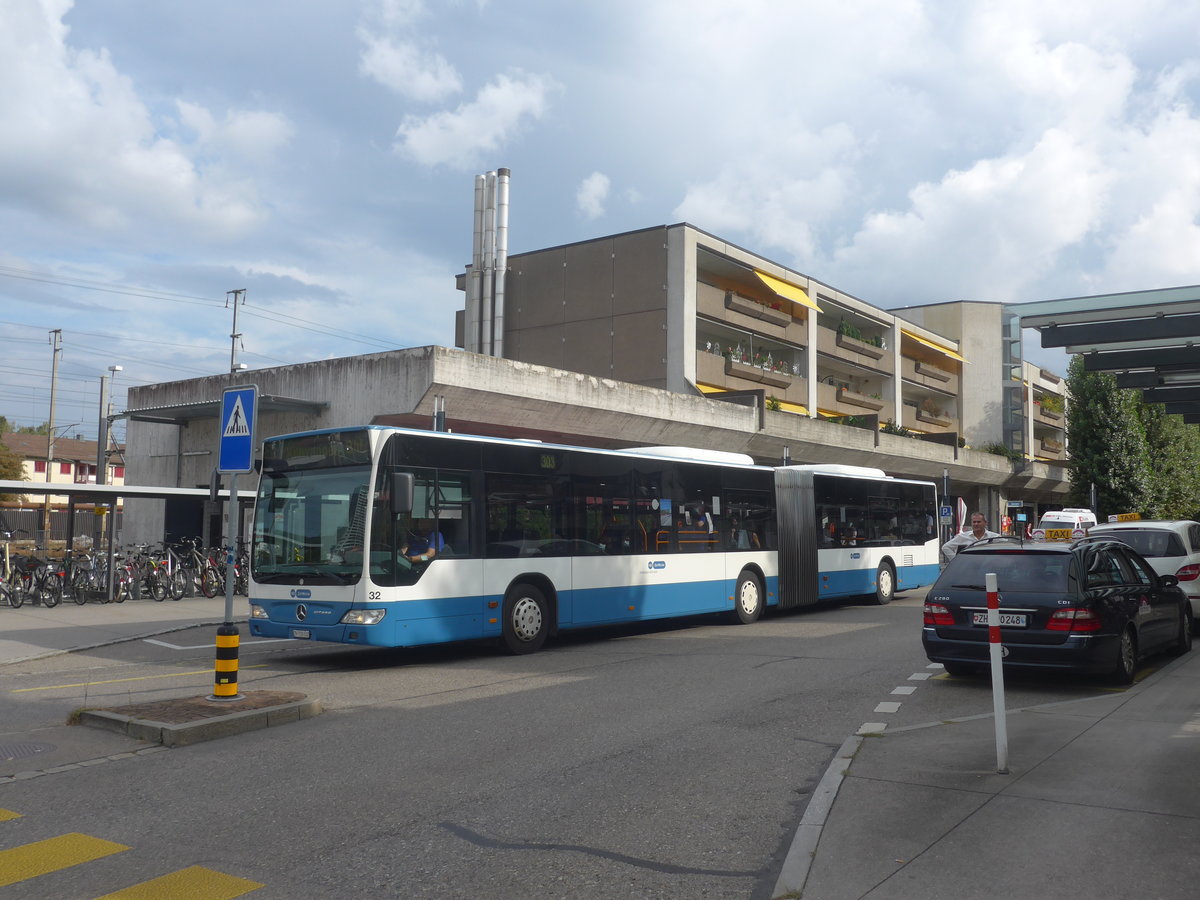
xmin=950 ymin=583 xmax=988 ymax=590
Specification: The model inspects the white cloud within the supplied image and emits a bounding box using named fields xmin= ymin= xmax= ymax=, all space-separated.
xmin=832 ymin=128 xmax=1110 ymax=301
xmin=576 ymin=172 xmax=610 ymax=219
xmin=395 ymin=70 xmax=560 ymax=168
xmin=0 ymin=0 xmax=283 ymax=239
xmin=176 ymin=102 xmax=294 ymax=164
xmin=358 ymin=32 xmax=462 ymax=102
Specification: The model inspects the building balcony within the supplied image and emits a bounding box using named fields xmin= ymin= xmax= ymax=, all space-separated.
xmin=696 ymin=281 xmax=807 ymax=345
xmin=695 ymin=352 xmax=808 ymax=406
xmin=1033 ymin=404 xmax=1065 ymax=427
xmin=816 ymin=381 xmax=893 ymax=420
xmin=1037 ymin=438 xmax=1066 ymax=461
xmin=901 ymin=406 xmax=959 ymax=435
xmin=815 ymin=324 xmax=894 ymax=376
xmin=899 ymin=354 xmax=959 ymax=394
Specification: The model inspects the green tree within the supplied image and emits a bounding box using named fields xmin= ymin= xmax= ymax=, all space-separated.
xmin=1140 ymin=402 xmax=1200 ymax=520
xmin=1065 ymin=354 xmax=1151 ymax=519
xmin=16 ymin=421 xmax=50 ymax=435
xmin=0 ymin=436 xmax=26 ymax=502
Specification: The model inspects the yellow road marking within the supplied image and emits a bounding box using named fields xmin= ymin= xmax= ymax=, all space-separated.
xmin=0 ymin=810 xmax=21 ymax=823
xmin=95 ymin=865 xmax=264 ymax=899
xmin=12 ymin=665 xmax=268 ymax=693
xmin=0 ymin=833 xmax=128 ymax=887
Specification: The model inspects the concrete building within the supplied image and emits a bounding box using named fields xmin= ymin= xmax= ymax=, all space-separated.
xmin=119 ymin=222 xmax=1071 ymax=543
xmin=0 ymin=433 xmax=125 ymax=507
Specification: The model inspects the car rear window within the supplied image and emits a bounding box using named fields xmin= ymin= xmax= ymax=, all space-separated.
xmin=941 ymin=551 xmax=1071 ymax=592
xmin=1100 ymin=529 xmax=1186 ymax=558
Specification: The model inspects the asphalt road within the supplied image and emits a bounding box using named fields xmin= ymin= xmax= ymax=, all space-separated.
xmin=0 ymin=589 xmax=1129 ymax=899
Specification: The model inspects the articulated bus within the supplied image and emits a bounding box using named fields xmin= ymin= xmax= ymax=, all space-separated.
xmin=248 ymin=426 xmax=940 ymax=653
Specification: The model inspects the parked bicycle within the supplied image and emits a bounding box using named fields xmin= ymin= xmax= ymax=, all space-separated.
xmin=1 ymin=529 xmax=28 ymax=609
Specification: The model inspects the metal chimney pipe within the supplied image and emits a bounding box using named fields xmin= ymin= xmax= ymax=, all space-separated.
xmin=480 ymin=171 xmax=497 ymax=355
xmin=493 ymin=168 xmax=510 ymax=359
xmin=467 ymin=175 xmax=485 ymax=353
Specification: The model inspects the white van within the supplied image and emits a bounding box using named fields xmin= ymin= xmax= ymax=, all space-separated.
xmin=1035 ymin=508 xmax=1098 ymax=534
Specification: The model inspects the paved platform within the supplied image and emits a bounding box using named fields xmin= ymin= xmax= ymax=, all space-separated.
xmin=775 ymin=649 xmax=1200 ymax=899
xmin=0 ymin=592 xmax=240 ymax=665
xmin=0 ymin=593 xmax=323 ymax=765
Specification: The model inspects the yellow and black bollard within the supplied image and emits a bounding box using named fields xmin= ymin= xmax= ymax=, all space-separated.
xmin=211 ymin=624 xmax=242 ymax=700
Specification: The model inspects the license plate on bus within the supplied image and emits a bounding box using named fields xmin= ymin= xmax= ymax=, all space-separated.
xmin=292 ymin=628 xmax=311 ymax=639
xmin=972 ymin=612 xmax=1026 ymax=627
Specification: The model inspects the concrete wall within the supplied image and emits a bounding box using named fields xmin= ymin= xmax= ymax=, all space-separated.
xmin=503 ymin=228 xmax=670 ymax=387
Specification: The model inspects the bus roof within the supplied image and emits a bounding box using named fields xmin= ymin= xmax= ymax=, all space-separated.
xmin=782 ymin=463 xmax=888 ymax=478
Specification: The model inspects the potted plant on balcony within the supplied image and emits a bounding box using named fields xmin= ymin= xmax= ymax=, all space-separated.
xmin=836 ymin=318 xmax=885 ymax=359
xmin=1039 ymin=393 xmax=1064 ymax=420
xmin=916 ymin=397 xmax=951 ymax=427
xmin=837 ymin=385 xmax=885 ymax=410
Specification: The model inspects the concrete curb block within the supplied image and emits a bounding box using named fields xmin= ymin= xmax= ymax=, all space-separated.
xmin=772 ymin=734 xmax=863 ymax=898
xmin=80 ymin=698 xmax=323 ymax=747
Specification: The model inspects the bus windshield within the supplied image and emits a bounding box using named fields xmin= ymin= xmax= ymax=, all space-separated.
xmin=252 ymin=464 xmax=371 ymax=585
xmin=253 ymin=429 xmax=376 ymax=585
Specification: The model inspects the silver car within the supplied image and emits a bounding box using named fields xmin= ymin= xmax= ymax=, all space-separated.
xmin=1087 ymin=520 xmax=1200 ymax=633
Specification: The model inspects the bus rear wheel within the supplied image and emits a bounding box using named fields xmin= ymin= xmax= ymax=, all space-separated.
xmin=872 ymin=562 xmax=895 ymax=606
xmin=732 ymin=570 xmax=763 ymax=624
xmin=503 ymin=584 xmax=549 ymax=654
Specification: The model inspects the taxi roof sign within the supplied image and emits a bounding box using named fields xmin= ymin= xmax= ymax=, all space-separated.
xmin=1108 ymin=512 xmax=1142 ymax=522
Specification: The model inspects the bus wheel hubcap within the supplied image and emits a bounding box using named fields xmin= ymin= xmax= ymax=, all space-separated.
xmin=512 ymin=597 xmax=542 ymax=641
xmin=740 ymin=583 xmax=758 ymax=614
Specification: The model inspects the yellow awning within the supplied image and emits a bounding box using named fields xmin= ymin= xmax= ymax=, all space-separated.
xmin=754 ymin=271 xmax=821 ymax=312
xmin=700 ymin=383 xmax=808 ymax=415
xmin=900 ymin=329 xmax=966 ymax=363
xmin=775 ymin=400 xmax=809 ymax=415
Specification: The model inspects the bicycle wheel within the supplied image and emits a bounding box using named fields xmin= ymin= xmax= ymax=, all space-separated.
xmin=147 ymin=571 xmax=167 ymax=602
xmin=169 ymin=569 xmax=186 ymax=600
xmin=200 ymin=564 xmax=222 ymax=598
xmin=0 ymin=583 xmax=12 ymax=609
xmin=38 ymin=573 xmax=62 ymax=608
xmin=71 ymin=569 xmax=89 ymax=605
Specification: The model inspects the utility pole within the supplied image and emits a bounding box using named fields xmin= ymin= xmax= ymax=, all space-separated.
xmin=42 ymin=329 xmax=62 ymax=548
xmin=227 ymin=289 xmax=247 ymax=374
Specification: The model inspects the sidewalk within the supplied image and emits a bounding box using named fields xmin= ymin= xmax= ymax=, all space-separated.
xmin=779 ymin=650 xmax=1200 ymax=898
xmin=0 ymin=593 xmax=241 ymax=666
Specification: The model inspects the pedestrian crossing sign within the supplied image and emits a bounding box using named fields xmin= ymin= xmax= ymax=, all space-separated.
xmin=218 ymin=385 xmax=258 ymax=474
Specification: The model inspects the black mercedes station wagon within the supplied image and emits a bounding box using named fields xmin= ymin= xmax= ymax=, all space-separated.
xmin=923 ymin=537 xmax=1192 ymax=683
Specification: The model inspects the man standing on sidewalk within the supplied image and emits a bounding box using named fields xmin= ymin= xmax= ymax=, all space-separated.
xmin=942 ymin=511 xmax=999 ymax=563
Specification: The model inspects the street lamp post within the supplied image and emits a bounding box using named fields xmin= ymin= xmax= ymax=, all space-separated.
xmin=94 ymin=366 xmax=122 ymax=568
xmin=95 ymin=366 xmax=122 ymax=487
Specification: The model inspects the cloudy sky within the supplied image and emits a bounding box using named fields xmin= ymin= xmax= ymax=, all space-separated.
xmin=4 ymin=0 xmax=1200 ymax=439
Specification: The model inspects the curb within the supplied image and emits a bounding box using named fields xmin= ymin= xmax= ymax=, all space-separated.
xmin=80 ymin=696 xmax=323 ymax=747
xmin=772 ymin=734 xmax=863 ymax=898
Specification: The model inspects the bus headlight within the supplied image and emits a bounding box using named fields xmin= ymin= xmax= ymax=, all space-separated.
xmin=341 ymin=609 xmax=387 ymax=625
xmin=250 ymin=604 xmax=269 ymax=619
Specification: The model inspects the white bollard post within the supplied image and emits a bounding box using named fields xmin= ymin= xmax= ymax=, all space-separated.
xmin=986 ymin=571 xmax=1009 ymax=774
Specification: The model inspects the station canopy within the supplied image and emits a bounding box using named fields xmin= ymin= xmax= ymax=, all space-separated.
xmin=1017 ymin=285 xmax=1200 ymax=424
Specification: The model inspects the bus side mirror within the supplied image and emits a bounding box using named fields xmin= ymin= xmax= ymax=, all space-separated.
xmin=390 ymin=473 xmax=414 ymax=514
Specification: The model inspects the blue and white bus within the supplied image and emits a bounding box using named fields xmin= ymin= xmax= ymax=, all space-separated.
xmin=248 ymin=426 xmax=939 ymax=653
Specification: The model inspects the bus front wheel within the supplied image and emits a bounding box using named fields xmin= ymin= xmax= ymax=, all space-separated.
xmin=503 ymin=584 xmax=549 ymax=654
xmin=732 ymin=571 xmax=763 ymax=624
xmin=872 ymin=562 xmax=895 ymax=606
